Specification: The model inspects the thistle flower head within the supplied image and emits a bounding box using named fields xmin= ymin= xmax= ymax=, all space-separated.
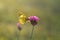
xmin=29 ymin=16 xmax=39 ymax=26
xmin=17 ymin=22 xmax=21 ymax=30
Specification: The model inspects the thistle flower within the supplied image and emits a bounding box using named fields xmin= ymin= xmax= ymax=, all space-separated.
xmin=28 ymin=16 xmax=39 ymax=40
xmin=17 ymin=22 xmax=21 ymax=30
xmin=29 ymin=16 xmax=39 ymax=26
xmin=19 ymin=14 xmax=28 ymax=24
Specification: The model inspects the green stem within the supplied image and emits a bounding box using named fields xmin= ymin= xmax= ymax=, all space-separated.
xmin=17 ymin=30 xmax=20 ymax=40
xmin=30 ymin=26 xmax=34 ymax=40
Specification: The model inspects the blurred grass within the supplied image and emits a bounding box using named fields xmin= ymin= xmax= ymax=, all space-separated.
xmin=0 ymin=0 xmax=60 ymax=40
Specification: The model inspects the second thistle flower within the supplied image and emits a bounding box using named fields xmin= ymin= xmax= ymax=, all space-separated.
xmin=17 ymin=22 xmax=21 ymax=30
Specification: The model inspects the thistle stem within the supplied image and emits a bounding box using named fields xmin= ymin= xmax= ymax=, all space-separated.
xmin=30 ymin=26 xmax=34 ymax=40
xmin=17 ymin=30 xmax=20 ymax=40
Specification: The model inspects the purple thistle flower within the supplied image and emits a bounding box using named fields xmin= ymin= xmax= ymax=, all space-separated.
xmin=29 ymin=16 xmax=39 ymax=26
xmin=17 ymin=22 xmax=22 ymax=30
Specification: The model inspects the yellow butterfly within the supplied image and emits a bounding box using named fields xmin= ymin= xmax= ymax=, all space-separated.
xmin=19 ymin=13 xmax=27 ymax=24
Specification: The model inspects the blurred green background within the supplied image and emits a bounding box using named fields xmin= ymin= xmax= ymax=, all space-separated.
xmin=0 ymin=0 xmax=60 ymax=40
